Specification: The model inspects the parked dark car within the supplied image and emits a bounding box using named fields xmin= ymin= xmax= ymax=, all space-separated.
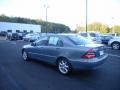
xmin=8 ymin=32 xmax=23 ymax=40
xmin=17 ymin=32 xmax=23 ymax=40
xmin=22 ymin=34 xmax=108 ymax=75
xmin=0 ymin=31 xmax=7 ymax=36
xmin=10 ymin=33 xmax=19 ymax=40
xmin=101 ymin=35 xmax=113 ymax=44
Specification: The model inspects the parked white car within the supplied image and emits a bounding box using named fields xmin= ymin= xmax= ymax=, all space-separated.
xmin=79 ymin=32 xmax=102 ymax=44
xmin=23 ymin=33 xmax=40 ymax=42
xmin=108 ymin=37 xmax=120 ymax=50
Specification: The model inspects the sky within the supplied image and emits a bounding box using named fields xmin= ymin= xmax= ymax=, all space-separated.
xmin=0 ymin=0 xmax=120 ymax=30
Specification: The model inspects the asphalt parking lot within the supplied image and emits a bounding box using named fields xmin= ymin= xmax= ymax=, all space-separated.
xmin=0 ymin=38 xmax=120 ymax=90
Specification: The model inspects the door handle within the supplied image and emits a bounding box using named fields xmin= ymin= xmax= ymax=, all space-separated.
xmin=56 ymin=47 xmax=60 ymax=49
xmin=37 ymin=46 xmax=44 ymax=48
xmin=40 ymin=47 xmax=44 ymax=48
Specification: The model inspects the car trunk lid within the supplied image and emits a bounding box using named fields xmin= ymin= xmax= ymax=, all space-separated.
xmin=78 ymin=44 xmax=105 ymax=58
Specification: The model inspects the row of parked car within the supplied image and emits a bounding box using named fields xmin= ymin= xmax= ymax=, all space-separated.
xmin=23 ymin=32 xmax=118 ymax=45
xmin=79 ymin=32 xmax=120 ymax=50
xmin=1 ymin=31 xmax=120 ymax=50
xmin=79 ymin=32 xmax=114 ymax=44
xmin=0 ymin=31 xmax=54 ymax=42
xmin=4 ymin=32 xmax=41 ymax=42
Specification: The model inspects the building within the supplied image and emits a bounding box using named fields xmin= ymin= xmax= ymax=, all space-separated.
xmin=0 ymin=22 xmax=41 ymax=33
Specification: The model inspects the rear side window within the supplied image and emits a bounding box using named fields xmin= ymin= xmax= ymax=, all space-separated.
xmin=48 ymin=36 xmax=63 ymax=47
xmin=67 ymin=35 xmax=93 ymax=45
xmin=80 ymin=33 xmax=87 ymax=37
xmin=89 ymin=33 xmax=96 ymax=37
xmin=35 ymin=37 xmax=48 ymax=46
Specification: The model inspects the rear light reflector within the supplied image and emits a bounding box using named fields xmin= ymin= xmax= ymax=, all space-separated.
xmin=82 ymin=49 xmax=96 ymax=59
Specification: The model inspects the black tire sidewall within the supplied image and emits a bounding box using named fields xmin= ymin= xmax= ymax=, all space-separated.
xmin=112 ymin=42 xmax=120 ymax=50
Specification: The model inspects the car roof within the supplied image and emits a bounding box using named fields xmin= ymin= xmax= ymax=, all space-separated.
xmin=40 ymin=33 xmax=76 ymax=37
xmin=80 ymin=32 xmax=99 ymax=34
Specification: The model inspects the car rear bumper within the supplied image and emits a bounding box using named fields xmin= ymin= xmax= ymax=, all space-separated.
xmin=70 ymin=54 xmax=108 ymax=70
xmin=102 ymin=40 xmax=109 ymax=44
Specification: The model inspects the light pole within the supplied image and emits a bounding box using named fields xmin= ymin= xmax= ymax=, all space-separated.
xmin=112 ymin=17 xmax=115 ymax=33
xmin=44 ymin=5 xmax=49 ymax=33
xmin=45 ymin=5 xmax=49 ymax=22
xmin=86 ymin=0 xmax=88 ymax=32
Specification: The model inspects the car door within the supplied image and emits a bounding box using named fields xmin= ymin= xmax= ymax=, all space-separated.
xmin=29 ymin=36 xmax=49 ymax=61
xmin=43 ymin=36 xmax=64 ymax=64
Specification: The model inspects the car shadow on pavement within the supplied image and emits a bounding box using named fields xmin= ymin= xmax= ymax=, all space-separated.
xmin=22 ymin=58 xmax=103 ymax=78
xmin=25 ymin=59 xmax=57 ymax=70
xmin=68 ymin=68 xmax=103 ymax=79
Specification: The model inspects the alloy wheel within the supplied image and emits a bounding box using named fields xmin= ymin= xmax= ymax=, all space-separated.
xmin=58 ymin=59 xmax=71 ymax=75
xmin=112 ymin=43 xmax=120 ymax=50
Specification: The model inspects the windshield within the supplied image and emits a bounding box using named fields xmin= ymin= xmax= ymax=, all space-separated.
xmin=67 ymin=35 xmax=93 ymax=45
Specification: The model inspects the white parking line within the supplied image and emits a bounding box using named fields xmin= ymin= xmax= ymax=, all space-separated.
xmin=11 ymin=42 xmax=16 ymax=44
xmin=106 ymin=47 xmax=111 ymax=49
xmin=108 ymin=54 xmax=120 ymax=58
xmin=4 ymin=40 xmax=17 ymax=44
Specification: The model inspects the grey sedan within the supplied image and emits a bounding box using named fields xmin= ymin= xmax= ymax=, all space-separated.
xmin=22 ymin=34 xmax=108 ymax=75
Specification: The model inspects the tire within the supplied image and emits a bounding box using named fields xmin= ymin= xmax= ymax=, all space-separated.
xmin=22 ymin=51 xmax=29 ymax=61
xmin=57 ymin=58 xmax=72 ymax=75
xmin=112 ymin=42 xmax=120 ymax=50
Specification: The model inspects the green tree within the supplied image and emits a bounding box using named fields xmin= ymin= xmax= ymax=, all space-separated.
xmin=87 ymin=22 xmax=109 ymax=33
xmin=75 ymin=26 xmax=85 ymax=33
xmin=75 ymin=22 xmax=110 ymax=34
xmin=0 ymin=14 xmax=71 ymax=33
xmin=111 ymin=25 xmax=120 ymax=35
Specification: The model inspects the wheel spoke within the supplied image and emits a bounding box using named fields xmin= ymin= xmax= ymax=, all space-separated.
xmin=64 ymin=64 xmax=69 ymax=68
xmin=61 ymin=60 xmax=65 ymax=65
xmin=58 ymin=60 xmax=70 ymax=74
xmin=23 ymin=52 xmax=27 ymax=60
xmin=59 ymin=62 xmax=63 ymax=66
xmin=63 ymin=67 xmax=68 ymax=73
xmin=113 ymin=44 xmax=119 ymax=49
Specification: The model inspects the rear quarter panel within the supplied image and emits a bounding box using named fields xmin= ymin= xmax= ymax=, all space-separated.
xmin=57 ymin=46 xmax=90 ymax=61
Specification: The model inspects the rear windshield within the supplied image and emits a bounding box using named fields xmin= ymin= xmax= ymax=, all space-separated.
xmin=80 ymin=33 xmax=87 ymax=37
xmin=89 ymin=33 xmax=96 ymax=37
xmin=90 ymin=33 xmax=101 ymax=37
xmin=67 ymin=35 xmax=93 ymax=45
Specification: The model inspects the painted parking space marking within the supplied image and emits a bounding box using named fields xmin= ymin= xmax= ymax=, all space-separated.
xmin=11 ymin=42 xmax=17 ymax=44
xmin=108 ymin=54 xmax=120 ymax=58
xmin=104 ymin=46 xmax=112 ymax=49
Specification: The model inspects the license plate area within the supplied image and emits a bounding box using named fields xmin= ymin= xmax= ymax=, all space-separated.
xmin=100 ymin=51 xmax=104 ymax=55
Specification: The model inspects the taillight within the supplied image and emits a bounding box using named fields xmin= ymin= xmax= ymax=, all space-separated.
xmin=82 ymin=49 xmax=96 ymax=59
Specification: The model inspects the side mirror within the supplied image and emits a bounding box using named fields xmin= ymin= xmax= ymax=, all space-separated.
xmin=31 ymin=42 xmax=36 ymax=46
